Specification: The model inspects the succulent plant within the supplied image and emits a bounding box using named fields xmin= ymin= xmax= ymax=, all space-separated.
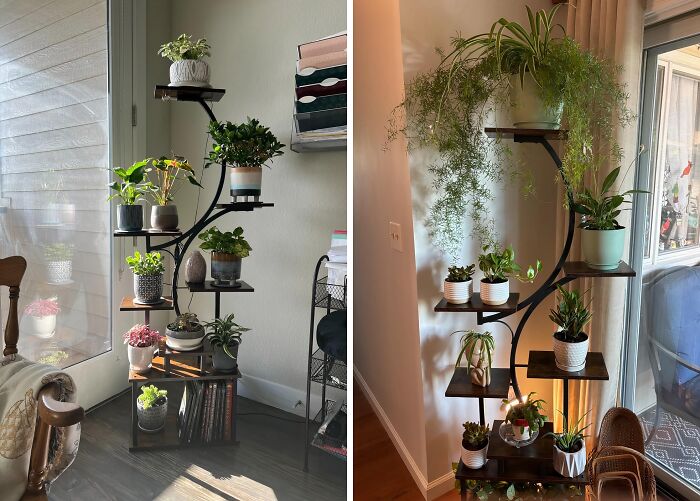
xmin=446 ymin=265 xmax=475 ymax=282
xmin=462 ymin=421 xmax=490 ymax=450
xmin=167 ymin=313 xmax=202 ymax=332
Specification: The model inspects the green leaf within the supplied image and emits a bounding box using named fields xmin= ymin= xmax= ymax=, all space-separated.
xmin=601 ymin=167 xmax=620 ymax=194
xmin=507 ymin=483 xmax=516 ymax=500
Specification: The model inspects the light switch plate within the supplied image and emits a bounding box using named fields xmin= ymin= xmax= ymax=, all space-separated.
xmin=389 ymin=221 xmax=403 ymax=252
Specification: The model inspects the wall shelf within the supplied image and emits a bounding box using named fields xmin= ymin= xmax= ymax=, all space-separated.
xmin=563 ymin=260 xmax=636 ymax=278
xmin=434 ymin=293 xmax=520 ymax=313
xmin=154 ymin=85 xmax=225 ymax=102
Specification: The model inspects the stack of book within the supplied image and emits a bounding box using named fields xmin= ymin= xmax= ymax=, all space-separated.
xmin=177 ymin=380 xmax=235 ymax=444
xmin=292 ymin=32 xmax=347 ymax=151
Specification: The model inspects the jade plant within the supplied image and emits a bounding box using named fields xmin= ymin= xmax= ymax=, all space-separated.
xmin=204 ymin=313 xmax=251 ymax=359
xmin=158 ymin=34 xmax=210 ymax=62
xmin=504 ymin=392 xmax=547 ymax=434
xmin=207 ymin=118 xmax=285 ymax=169
xmin=146 ymin=156 xmax=202 ymax=206
xmin=544 ymin=410 xmax=590 ymax=453
xmin=125 ymin=251 xmax=165 ymax=276
xmin=108 ymin=160 xmax=149 ymax=205
xmin=138 ymin=385 xmax=167 ymax=409
xmin=446 ymin=265 xmax=475 ymax=283
xmin=478 ymin=245 xmax=541 ymax=283
xmin=462 ymin=421 xmax=490 ymax=451
xmin=198 ymin=226 xmax=251 ymax=257
xmin=549 ymin=286 xmax=592 ymax=343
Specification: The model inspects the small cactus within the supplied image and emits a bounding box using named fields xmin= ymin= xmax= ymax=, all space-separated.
xmin=462 ymin=421 xmax=490 ymax=449
xmin=446 ymin=264 xmax=475 ymax=282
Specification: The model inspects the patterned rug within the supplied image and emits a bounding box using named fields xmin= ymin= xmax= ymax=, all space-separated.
xmin=639 ymin=406 xmax=700 ymax=489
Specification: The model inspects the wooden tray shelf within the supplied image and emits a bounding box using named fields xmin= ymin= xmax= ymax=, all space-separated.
xmin=113 ymin=229 xmax=182 ymax=237
xmin=527 ymin=351 xmax=609 ymax=381
xmin=445 ymin=368 xmax=510 ymax=398
xmin=129 ymin=355 xmax=241 ymax=383
xmin=215 ymin=202 xmax=275 ymax=211
xmin=120 ymin=296 xmax=174 ymax=311
xmin=563 ymin=260 xmax=636 ymax=278
xmin=186 ymin=280 xmax=254 ymax=293
xmin=434 ymin=293 xmax=520 ymax=313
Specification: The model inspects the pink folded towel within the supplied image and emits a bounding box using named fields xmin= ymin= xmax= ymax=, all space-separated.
xmin=298 ymin=50 xmax=347 ymax=71
xmin=299 ymin=35 xmax=347 ymax=58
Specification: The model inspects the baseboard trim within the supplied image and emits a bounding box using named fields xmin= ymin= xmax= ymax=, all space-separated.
xmin=354 ymin=365 xmax=429 ymax=499
xmin=426 ymin=470 xmax=457 ymax=500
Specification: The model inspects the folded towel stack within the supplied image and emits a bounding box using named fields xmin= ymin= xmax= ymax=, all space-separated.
xmin=325 ymin=230 xmax=347 ymax=299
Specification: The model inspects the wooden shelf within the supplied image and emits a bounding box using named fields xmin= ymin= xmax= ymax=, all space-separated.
xmin=445 ymin=368 xmax=511 ymax=398
xmin=527 ymin=351 xmax=609 ymax=380
xmin=455 ymin=457 xmax=587 ymax=485
xmin=485 ymin=127 xmax=568 ymax=141
xmin=434 ymin=293 xmax=519 ymax=313
xmin=488 ymin=420 xmax=555 ymax=461
xmin=214 ymin=201 xmax=275 ymax=211
xmin=564 ymin=260 xmax=636 ymax=278
xmin=120 ymin=296 xmax=174 ymax=311
xmin=129 ymin=355 xmax=241 ymax=382
xmin=186 ymin=280 xmax=254 ymax=293
xmin=154 ymin=85 xmax=225 ymax=102
xmin=113 ymin=229 xmax=182 ymax=237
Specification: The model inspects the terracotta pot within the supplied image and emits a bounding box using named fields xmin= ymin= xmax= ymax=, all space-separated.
xmin=444 ymin=279 xmax=472 ymax=304
xmin=553 ymin=332 xmax=589 ymax=372
xmin=128 ymin=344 xmax=156 ymax=373
xmin=480 ymin=278 xmax=509 ymax=305
xmin=169 ymin=60 xmax=210 ymax=87
xmin=461 ymin=439 xmax=489 ymax=469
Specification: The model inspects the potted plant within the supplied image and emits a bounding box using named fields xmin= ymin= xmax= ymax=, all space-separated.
xmin=108 ymin=159 xmax=149 ymax=231
xmin=146 ymin=156 xmax=202 ymax=230
xmin=23 ymin=299 xmax=60 ymax=339
xmin=504 ymin=392 xmax=547 ymax=442
xmin=544 ymin=411 xmax=590 ymax=478
xmin=137 ymin=384 xmax=168 ymax=433
xmin=44 ymin=243 xmax=74 ymax=284
xmin=37 ymin=350 xmax=69 ymax=367
xmin=204 ymin=313 xmax=250 ymax=373
xmin=443 ymin=265 xmax=475 ymax=304
xmin=207 ymin=118 xmax=284 ymax=201
xmin=461 ymin=421 xmax=490 ymax=469
xmin=573 ymin=160 xmax=648 ymax=270
xmin=454 ymin=330 xmax=494 ymax=387
xmin=158 ymin=34 xmax=211 ymax=87
xmin=549 ymin=286 xmax=592 ymax=372
xmin=198 ymin=226 xmax=251 ymax=287
xmin=165 ymin=313 xmax=206 ymax=351
xmin=478 ymin=245 xmax=541 ymax=305
xmin=126 ymin=251 xmax=165 ymax=304
xmin=123 ymin=324 xmax=162 ymax=374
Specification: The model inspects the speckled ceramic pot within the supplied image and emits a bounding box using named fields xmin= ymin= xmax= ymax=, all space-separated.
xmin=211 ymin=252 xmax=241 ymax=286
xmin=134 ymin=274 xmax=163 ymax=304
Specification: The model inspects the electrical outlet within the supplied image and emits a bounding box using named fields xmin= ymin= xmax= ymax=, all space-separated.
xmin=389 ymin=221 xmax=403 ymax=252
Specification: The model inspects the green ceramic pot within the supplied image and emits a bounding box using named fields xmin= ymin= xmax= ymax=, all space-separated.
xmin=581 ymin=227 xmax=626 ymax=270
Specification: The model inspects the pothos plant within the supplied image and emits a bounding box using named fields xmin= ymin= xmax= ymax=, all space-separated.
xmin=390 ymin=4 xmax=632 ymax=255
xmin=198 ymin=226 xmax=251 ymax=257
xmin=158 ymin=34 xmax=210 ymax=62
xmin=108 ymin=159 xmax=149 ymax=205
xmin=478 ymin=245 xmax=541 ymax=283
xmin=451 ymin=470 xmax=583 ymax=501
xmin=207 ymin=118 xmax=285 ymax=169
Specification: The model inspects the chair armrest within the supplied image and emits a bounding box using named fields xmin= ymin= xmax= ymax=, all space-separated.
xmin=650 ymin=338 xmax=700 ymax=374
xmin=37 ymin=383 xmax=84 ymax=428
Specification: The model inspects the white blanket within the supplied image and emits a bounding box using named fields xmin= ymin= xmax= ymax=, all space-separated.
xmin=0 ymin=354 xmax=80 ymax=500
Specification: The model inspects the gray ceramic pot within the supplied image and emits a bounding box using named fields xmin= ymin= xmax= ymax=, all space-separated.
xmin=134 ymin=273 xmax=163 ymax=304
xmin=137 ymin=398 xmax=167 ymax=432
xmin=211 ymin=252 xmax=242 ymax=286
xmin=212 ymin=343 xmax=239 ymax=372
xmin=151 ymin=205 xmax=179 ymax=230
xmin=117 ymin=204 xmax=143 ymax=231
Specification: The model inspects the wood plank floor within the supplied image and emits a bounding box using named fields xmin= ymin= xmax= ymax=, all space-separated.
xmin=51 ymin=385 xmax=346 ymax=501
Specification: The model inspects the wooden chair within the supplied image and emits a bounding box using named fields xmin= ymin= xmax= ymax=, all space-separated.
xmin=0 ymin=256 xmax=85 ymax=501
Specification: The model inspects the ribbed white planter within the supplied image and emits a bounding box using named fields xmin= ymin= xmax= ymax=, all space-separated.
xmin=169 ymin=60 xmax=210 ymax=87
xmin=553 ymin=443 xmax=586 ymax=478
xmin=461 ymin=441 xmax=489 ymax=469
xmin=480 ymin=279 xmax=509 ymax=305
xmin=581 ymin=227 xmax=626 ymax=270
xmin=511 ymin=420 xmax=530 ymax=441
xmin=128 ymin=344 xmax=156 ymax=374
xmin=510 ymin=74 xmax=562 ymax=129
xmin=444 ymin=279 xmax=472 ymax=304
xmin=553 ymin=333 xmax=589 ymax=372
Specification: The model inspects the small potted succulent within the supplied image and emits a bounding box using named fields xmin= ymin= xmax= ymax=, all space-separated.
xmin=108 ymin=159 xmax=149 ymax=231
xmin=137 ymin=384 xmax=168 ymax=433
xmin=126 ymin=251 xmax=165 ymax=304
xmin=204 ymin=313 xmax=250 ymax=373
xmin=165 ymin=313 xmax=205 ymax=351
xmin=549 ymin=285 xmax=592 ymax=372
xmin=207 ymin=118 xmax=284 ymax=201
xmin=443 ymin=264 xmax=475 ymax=304
xmin=504 ymin=392 xmax=547 ymax=442
xmin=478 ymin=245 xmax=541 ymax=305
xmin=145 ymin=156 xmax=202 ymax=230
xmin=158 ymin=34 xmax=211 ymax=87
xmin=573 ymin=159 xmax=647 ymax=270
xmin=461 ymin=421 xmax=490 ymax=469
xmin=545 ymin=411 xmax=590 ymax=478
xmin=198 ymin=226 xmax=251 ymax=287
xmin=44 ymin=243 xmax=74 ymax=284
xmin=454 ymin=330 xmax=494 ymax=387
xmin=24 ymin=299 xmax=60 ymax=339
xmin=123 ymin=324 xmax=162 ymax=374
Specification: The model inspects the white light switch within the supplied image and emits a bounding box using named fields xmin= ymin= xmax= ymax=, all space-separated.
xmin=389 ymin=221 xmax=403 ymax=252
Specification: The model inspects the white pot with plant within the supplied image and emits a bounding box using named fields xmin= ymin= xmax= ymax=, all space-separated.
xmin=204 ymin=313 xmax=250 ymax=373
xmin=478 ymin=245 xmax=541 ymax=306
xmin=545 ymin=410 xmax=590 ymax=478
xmin=109 ymin=160 xmax=149 ymax=232
xmin=573 ymin=157 xmax=648 ymax=270
xmin=23 ymin=299 xmax=60 ymax=339
xmin=165 ymin=313 xmax=205 ymax=351
xmin=198 ymin=226 xmax=251 ymax=287
xmin=123 ymin=324 xmax=162 ymax=374
xmin=504 ymin=392 xmax=547 ymax=442
xmin=207 ymin=118 xmax=284 ymax=202
xmin=44 ymin=243 xmax=74 ymax=284
xmin=443 ymin=265 xmax=475 ymax=304
xmin=461 ymin=421 xmax=490 ymax=469
xmin=454 ymin=330 xmax=494 ymax=387
xmin=549 ymin=285 xmax=592 ymax=372
xmin=158 ymin=34 xmax=211 ymax=87
xmin=137 ymin=385 xmax=168 ymax=432
xmin=146 ymin=156 xmax=202 ymax=230
xmin=126 ymin=251 xmax=164 ymax=304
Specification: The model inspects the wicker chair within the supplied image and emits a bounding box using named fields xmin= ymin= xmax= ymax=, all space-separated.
xmin=596 ymin=407 xmax=645 ymax=454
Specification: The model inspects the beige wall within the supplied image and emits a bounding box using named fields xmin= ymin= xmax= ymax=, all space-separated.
xmin=353 ymin=0 xmax=429 ymax=488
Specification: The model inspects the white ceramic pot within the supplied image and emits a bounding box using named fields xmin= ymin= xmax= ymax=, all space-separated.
xmin=553 ymin=442 xmax=587 ymax=478
xmin=28 ymin=315 xmax=57 ymax=339
xmin=230 ymin=166 xmax=262 ymax=198
xmin=510 ymin=74 xmax=562 ymax=129
xmin=443 ymin=279 xmax=472 ymax=304
xmin=581 ymin=227 xmax=626 ymax=270
xmin=461 ymin=440 xmax=489 ymax=469
xmin=128 ymin=344 xmax=156 ymax=374
xmin=169 ymin=60 xmax=210 ymax=87
xmin=511 ymin=420 xmax=530 ymax=441
xmin=480 ymin=279 xmax=509 ymax=305
xmin=47 ymin=260 xmax=72 ymax=284
xmin=553 ymin=333 xmax=589 ymax=372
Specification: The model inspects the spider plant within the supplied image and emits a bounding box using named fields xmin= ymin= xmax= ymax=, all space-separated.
xmin=453 ymin=330 xmax=494 ymax=370
xmin=204 ymin=313 xmax=250 ymax=359
xmin=544 ymin=410 xmax=591 ymax=453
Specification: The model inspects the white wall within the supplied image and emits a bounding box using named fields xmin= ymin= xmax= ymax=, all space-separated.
xmin=158 ymin=0 xmax=347 ymax=415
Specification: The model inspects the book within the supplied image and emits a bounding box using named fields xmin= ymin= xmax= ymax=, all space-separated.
xmin=224 ymin=381 xmax=233 ymax=441
xmin=177 ymin=382 xmax=189 ymax=440
xmin=218 ymin=383 xmax=225 ymax=441
xmin=188 ymin=382 xmax=204 ymax=443
xmin=298 ymin=33 xmax=346 ymax=59
xmin=208 ymin=381 xmax=217 ymax=443
xmin=201 ymin=382 xmax=210 ymax=443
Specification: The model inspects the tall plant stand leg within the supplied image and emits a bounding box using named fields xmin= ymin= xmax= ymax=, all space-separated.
xmin=131 ymin=382 xmax=138 ymax=449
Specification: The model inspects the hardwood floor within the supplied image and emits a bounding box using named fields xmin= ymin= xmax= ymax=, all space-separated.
xmin=51 ymin=386 xmax=346 ymax=501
